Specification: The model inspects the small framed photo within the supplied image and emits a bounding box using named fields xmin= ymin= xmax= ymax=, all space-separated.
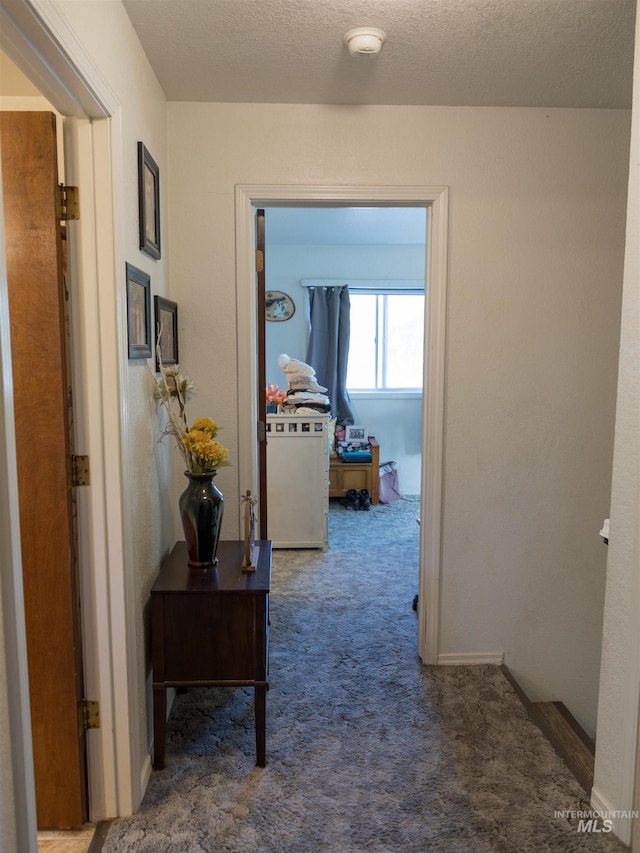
xmin=126 ymin=263 xmax=152 ymax=359
xmin=138 ymin=142 xmax=161 ymax=259
xmin=154 ymin=296 xmax=178 ymax=371
xmin=345 ymin=425 xmax=366 ymax=442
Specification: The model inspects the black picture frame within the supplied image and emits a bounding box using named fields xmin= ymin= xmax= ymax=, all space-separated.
xmin=138 ymin=142 xmax=161 ymax=259
xmin=126 ymin=262 xmax=152 ymax=359
xmin=154 ymin=295 xmax=179 ymax=371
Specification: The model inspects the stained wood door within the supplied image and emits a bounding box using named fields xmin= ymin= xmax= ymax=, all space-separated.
xmin=0 ymin=111 xmax=87 ymax=828
xmin=256 ymin=209 xmax=268 ymax=536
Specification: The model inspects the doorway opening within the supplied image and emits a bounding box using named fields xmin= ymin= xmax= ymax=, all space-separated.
xmin=234 ymin=184 xmax=449 ymax=665
xmin=262 ymin=205 xmax=426 ymax=503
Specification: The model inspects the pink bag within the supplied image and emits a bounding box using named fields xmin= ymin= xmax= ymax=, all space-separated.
xmin=379 ymin=461 xmax=401 ymax=504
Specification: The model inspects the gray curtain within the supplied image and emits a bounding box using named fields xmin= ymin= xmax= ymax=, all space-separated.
xmin=306 ymin=285 xmax=354 ymax=425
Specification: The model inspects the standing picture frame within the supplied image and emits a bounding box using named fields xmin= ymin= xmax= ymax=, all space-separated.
xmin=126 ymin=262 xmax=152 ymax=359
xmin=138 ymin=142 xmax=161 ymax=259
xmin=345 ymin=425 xmax=367 ymax=443
xmin=154 ymin=295 xmax=179 ymax=371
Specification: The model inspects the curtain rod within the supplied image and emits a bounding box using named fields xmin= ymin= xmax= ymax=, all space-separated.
xmin=301 ymin=279 xmax=424 ymax=290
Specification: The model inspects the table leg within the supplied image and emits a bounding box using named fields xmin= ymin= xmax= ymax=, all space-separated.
xmin=153 ymin=685 xmax=166 ymax=769
xmin=255 ymin=684 xmax=266 ymax=767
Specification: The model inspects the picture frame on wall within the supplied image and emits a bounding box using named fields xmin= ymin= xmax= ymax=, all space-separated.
xmin=126 ymin=262 xmax=152 ymax=359
xmin=154 ymin=295 xmax=178 ymax=371
xmin=138 ymin=142 xmax=161 ymax=259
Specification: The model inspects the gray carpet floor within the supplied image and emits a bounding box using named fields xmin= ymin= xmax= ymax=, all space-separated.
xmin=102 ymin=497 xmax=624 ymax=852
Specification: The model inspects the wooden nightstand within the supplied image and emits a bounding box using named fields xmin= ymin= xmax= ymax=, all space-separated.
xmin=329 ymin=436 xmax=379 ymax=504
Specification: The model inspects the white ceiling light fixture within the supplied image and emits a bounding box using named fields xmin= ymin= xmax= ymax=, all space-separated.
xmin=343 ymin=27 xmax=386 ymax=57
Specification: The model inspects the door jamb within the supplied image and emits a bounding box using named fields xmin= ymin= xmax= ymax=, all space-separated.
xmin=234 ymin=184 xmax=449 ymax=664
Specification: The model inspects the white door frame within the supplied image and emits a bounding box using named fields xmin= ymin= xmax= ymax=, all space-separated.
xmin=235 ymin=184 xmax=449 ymax=664
xmin=0 ymin=0 xmax=139 ymax=829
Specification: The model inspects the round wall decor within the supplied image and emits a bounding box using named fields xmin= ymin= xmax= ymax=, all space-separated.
xmin=265 ymin=291 xmax=295 ymax=322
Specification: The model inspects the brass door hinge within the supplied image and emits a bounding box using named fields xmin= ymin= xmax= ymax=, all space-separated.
xmin=257 ymin=420 xmax=266 ymax=442
xmin=255 ymin=250 xmax=264 ymax=272
xmin=79 ymin=699 xmax=100 ymax=733
xmin=55 ymin=184 xmax=80 ymax=221
xmin=67 ymin=454 xmax=90 ymax=487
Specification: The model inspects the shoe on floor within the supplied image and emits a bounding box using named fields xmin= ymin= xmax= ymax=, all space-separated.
xmin=340 ymin=489 xmax=361 ymax=511
xmin=359 ymin=489 xmax=371 ymax=511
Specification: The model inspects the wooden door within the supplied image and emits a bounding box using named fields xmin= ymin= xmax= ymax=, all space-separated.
xmin=0 ymin=112 xmax=88 ymax=828
xmin=256 ymin=209 xmax=268 ymax=536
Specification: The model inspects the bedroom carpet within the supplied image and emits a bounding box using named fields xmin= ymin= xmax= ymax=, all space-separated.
xmin=102 ymin=497 xmax=623 ymax=852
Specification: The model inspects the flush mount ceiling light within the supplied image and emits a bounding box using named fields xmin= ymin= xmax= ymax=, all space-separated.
xmin=343 ymin=27 xmax=386 ymax=57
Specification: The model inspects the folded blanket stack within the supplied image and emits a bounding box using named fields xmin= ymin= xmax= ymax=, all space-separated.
xmin=278 ymin=353 xmax=331 ymax=415
xmin=337 ymin=439 xmax=372 ymax=462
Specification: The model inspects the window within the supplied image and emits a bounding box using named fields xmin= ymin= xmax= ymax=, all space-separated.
xmin=347 ymin=291 xmax=424 ymax=391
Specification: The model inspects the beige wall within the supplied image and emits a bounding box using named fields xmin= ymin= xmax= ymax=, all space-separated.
xmin=167 ymin=102 xmax=630 ymax=737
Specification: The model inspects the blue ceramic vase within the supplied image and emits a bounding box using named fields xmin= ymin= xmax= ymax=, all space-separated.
xmin=179 ymin=470 xmax=224 ymax=567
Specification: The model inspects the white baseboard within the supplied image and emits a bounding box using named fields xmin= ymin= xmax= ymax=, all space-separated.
xmin=590 ymin=786 xmax=610 ymax=816
xmin=590 ymin=786 xmax=633 ymax=846
xmin=437 ymin=652 xmax=505 ymax=666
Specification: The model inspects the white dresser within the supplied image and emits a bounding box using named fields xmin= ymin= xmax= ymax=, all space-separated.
xmin=266 ymin=413 xmax=329 ymax=549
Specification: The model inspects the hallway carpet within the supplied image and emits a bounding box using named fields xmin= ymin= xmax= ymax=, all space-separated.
xmin=103 ymin=498 xmax=623 ymax=852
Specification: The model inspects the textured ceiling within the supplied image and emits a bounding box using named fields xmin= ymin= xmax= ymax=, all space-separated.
xmin=122 ymin=0 xmax=636 ymax=108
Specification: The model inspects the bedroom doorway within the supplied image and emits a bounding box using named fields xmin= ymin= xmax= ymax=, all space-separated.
xmin=234 ymin=184 xmax=449 ymax=665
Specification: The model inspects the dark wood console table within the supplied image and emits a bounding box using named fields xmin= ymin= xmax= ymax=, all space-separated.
xmin=151 ymin=539 xmax=271 ymax=769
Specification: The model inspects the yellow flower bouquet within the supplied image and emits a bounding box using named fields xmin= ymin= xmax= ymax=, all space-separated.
xmin=151 ymin=339 xmax=229 ymax=566
xmin=152 ymin=363 xmax=229 ymax=475
xmin=182 ymin=417 xmax=229 ymax=474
